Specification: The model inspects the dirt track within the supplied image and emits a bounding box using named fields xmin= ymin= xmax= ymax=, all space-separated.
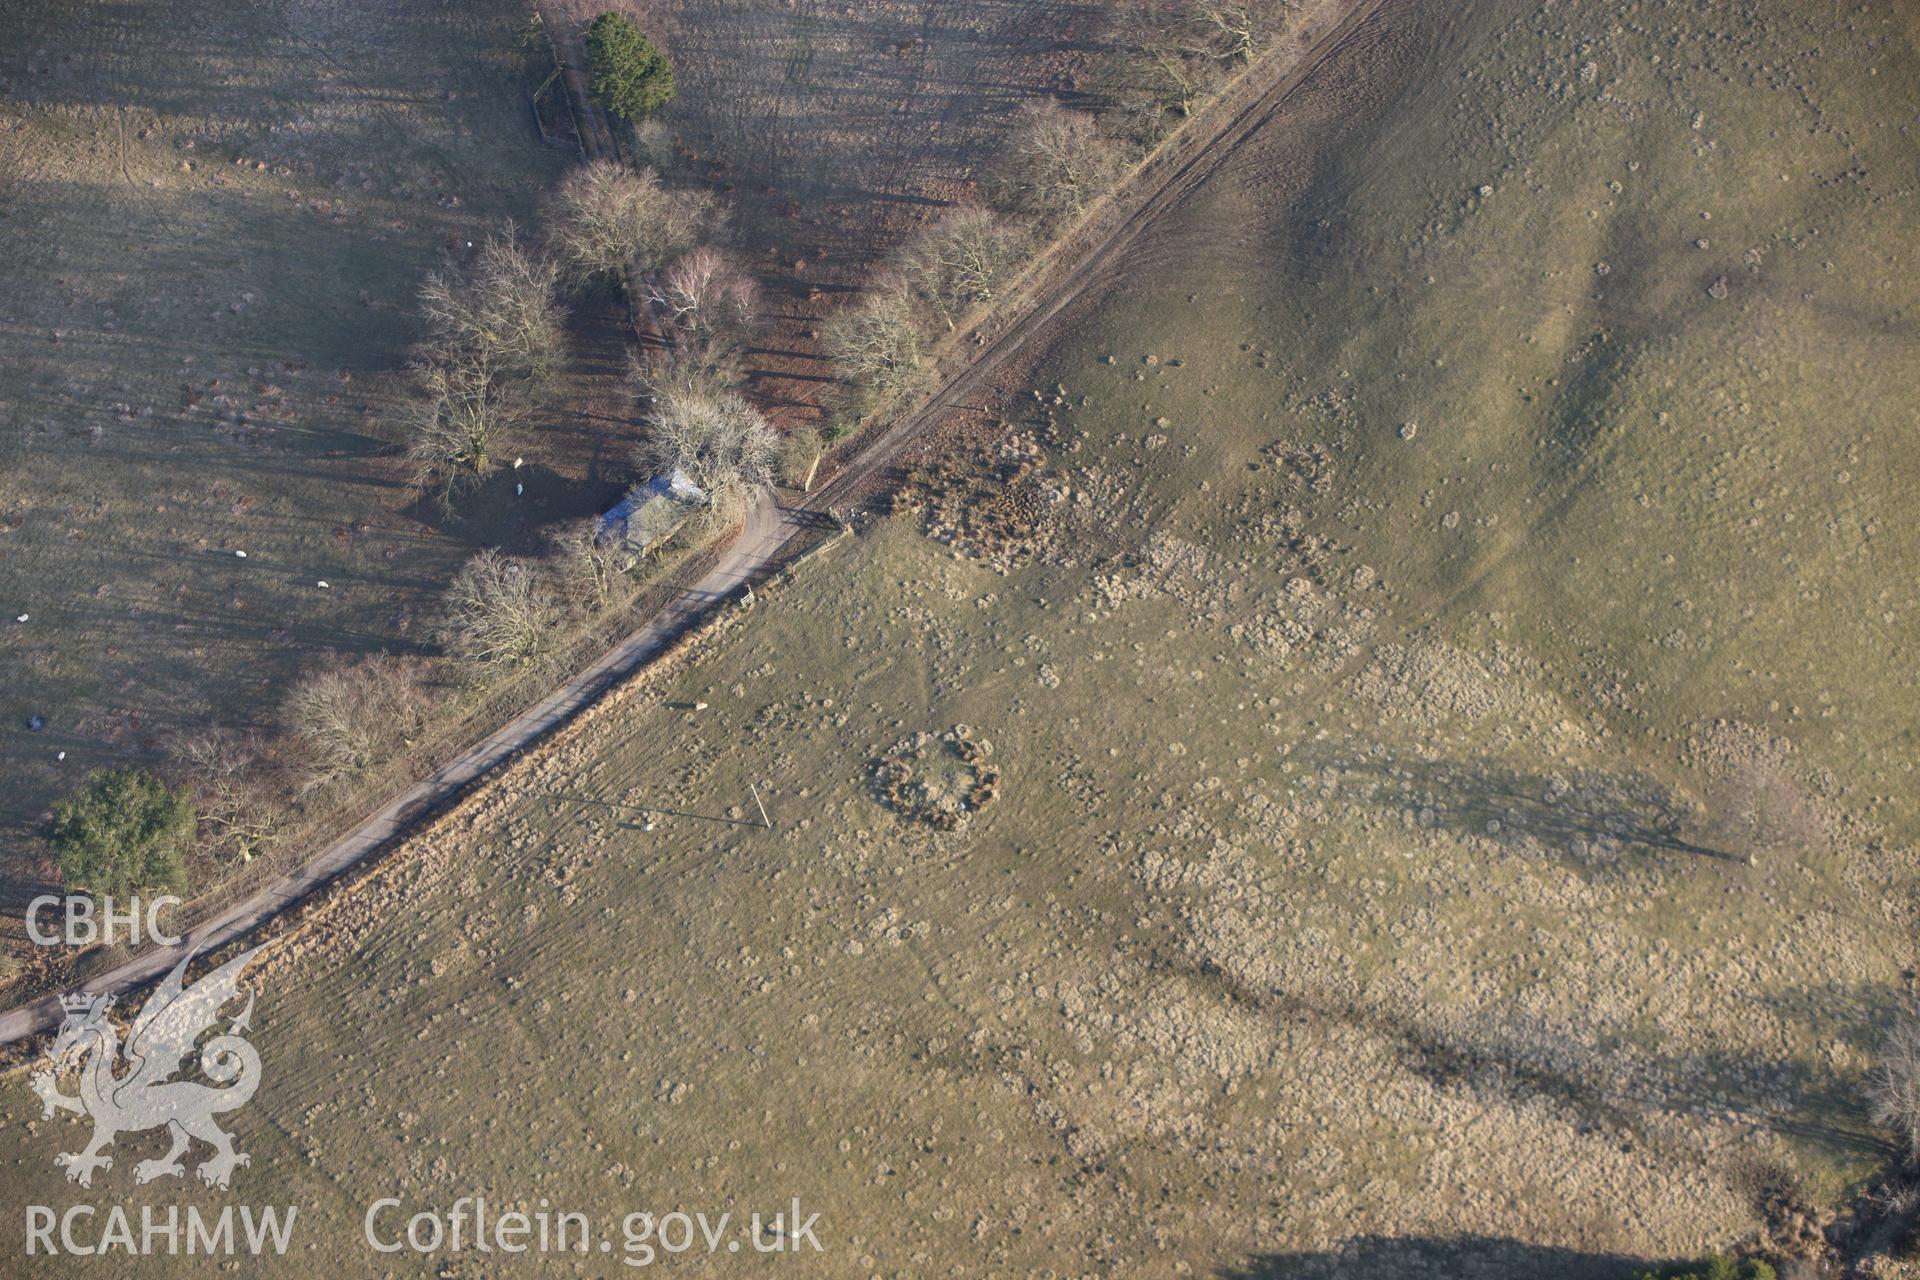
xmin=0 ymin=497 xmax=809 ymax=1046
xmin=801 ymin=0 xmax=1397 ymax=510
xmin=0 ymin=0 xmax=1391 ymax=1046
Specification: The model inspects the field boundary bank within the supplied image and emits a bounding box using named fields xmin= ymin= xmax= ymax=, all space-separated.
xmin=0 ymin=510 xmax=808 ymax=1049
xmin=802 ymin=0 xmax=1384 ymax=508
xmin=201 ymin=514 xmax=840 ymax=1026
xmin=29 ymin=529 xmax=731 ymax=978
xmin=0 ymin=0 xmax=1386 ymax=1048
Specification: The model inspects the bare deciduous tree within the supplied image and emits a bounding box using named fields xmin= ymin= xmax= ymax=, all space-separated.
xmin=1188 ymin=0 xmax=1285 ymax=63
xmin=284 ymin=659 xmax=429 ymax=793
xmin=418 ymin=231 xmax=566 ymax=386
xmin=402 ymin=355 xmax=532 ymax=507
xmin=1871 ymin=1012 xmax=1920 ymax=1168
xmin=822 ymin=273 xmax=922 ymax=395
xmin=545 ymin=161 xmax=718 ymax=292
xmin=438 ymin=550 xmax=564 ymax=671
xmin=989 ymin=101 xmax=1121 ymax=221
xmin=636 ymin=387 xmax=778 ymax=500
xmin=552 ymin=518 xmax=636 ymax=614
xmin=1102 ymin=1 xmax=1223 ymax=133
xmin=1139 ymin=41 xmax=1210 ymax=119
xmin=1128 ymin=0 xmax=1284 ymax=78
xmin=168 ymin=730 xmax=283 ymax=866
xmin=626 ymin=338 xmax=744 ymax=405
xmin=643 ymin=246 xmax=759 ymax=391
xmin=646 ymin=245 xmax=759 ymax=344
xmin=402 ymin=230 xmax=558 ymax=509
xmin=895 ymin=206 xmax=1023 ymax=332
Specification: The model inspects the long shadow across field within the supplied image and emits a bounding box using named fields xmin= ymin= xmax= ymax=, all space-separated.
xmin=1177 ymin=952 xmax=1888 ymax=1168
xmin=1323 ymin=754 xmax=1741 ymax=873
xmin=1221 ymin=1235 xmax=1637 ymax=1280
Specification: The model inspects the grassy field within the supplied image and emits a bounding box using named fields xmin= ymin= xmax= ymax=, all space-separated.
xmin=4 ymin=0 xmax=1919 ymax=1275
xmin=653 ymin=0 xmax=1113 ymax=428
xmin=0 ymin=0 xmax=619 ymax=915
xmin=665 ymin=0 xmax=1099 ymax=219
xmin=0 ymin=0 xmax=1115 ymax=934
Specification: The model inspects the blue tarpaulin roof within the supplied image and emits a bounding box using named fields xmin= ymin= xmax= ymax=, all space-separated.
xmin=597 ymin=468 xmax=707 ymax=557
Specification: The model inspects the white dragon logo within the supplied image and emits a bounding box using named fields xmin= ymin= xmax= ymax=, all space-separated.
xmin=29 ymin=946 xmax=264 ymax=1189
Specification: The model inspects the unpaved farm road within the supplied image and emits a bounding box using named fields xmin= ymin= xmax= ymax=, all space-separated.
xmin=0 ymin=0 xmax=1390 ymax=1046
xmin=0 ymin=497 xmax=807 ymax=1045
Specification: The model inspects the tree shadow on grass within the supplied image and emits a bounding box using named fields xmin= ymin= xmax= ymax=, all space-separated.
xmin=1183 ymin=956 xmax=1888 ymax=1170
xmin=1322 ymin=753 xmax=1742 ymax=879
xmin=1754 ymin=979 xmax=1912 ymax=1057
xmin=1220 ymin=1234 xmax=1638 ymax=1280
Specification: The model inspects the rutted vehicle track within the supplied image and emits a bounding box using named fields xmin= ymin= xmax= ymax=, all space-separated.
xmin=0 ymin=0 xmax=1393 ymax=1046
xmin=800 ymin=0 xmax=1401 ymax=511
